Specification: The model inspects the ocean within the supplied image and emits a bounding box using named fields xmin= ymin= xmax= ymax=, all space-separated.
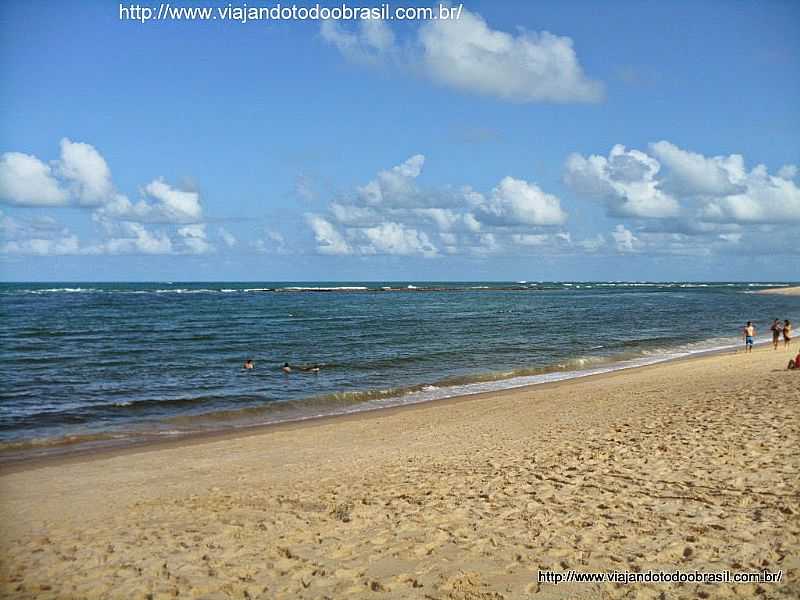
xmin=1 ymin=281 xmax=798 ymax=460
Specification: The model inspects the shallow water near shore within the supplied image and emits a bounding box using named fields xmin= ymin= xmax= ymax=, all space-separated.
xmin=1 ymin=281 xmax=798 ymax=459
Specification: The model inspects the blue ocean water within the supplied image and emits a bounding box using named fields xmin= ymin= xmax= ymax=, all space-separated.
xmin=1 ymin=281 xmax=798 ymax=459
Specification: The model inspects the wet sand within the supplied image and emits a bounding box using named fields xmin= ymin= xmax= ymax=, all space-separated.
xmin=1 ymin=346 xmax=798 ymax=599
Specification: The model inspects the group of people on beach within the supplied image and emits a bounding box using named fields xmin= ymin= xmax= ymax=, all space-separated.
xmin=770 ymin=319 xmax=793 ymax=350
xmin=742 ymin=319 xmax=792 ymax=352
xmin=242 ymin=359 xmax=321 ymax=374
xmin=742 ymin=319 xmax=798 ymax=369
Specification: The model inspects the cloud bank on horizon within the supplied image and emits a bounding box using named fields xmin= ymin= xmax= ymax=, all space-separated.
xmin=2 ymin=137 xmax=797 ymax=260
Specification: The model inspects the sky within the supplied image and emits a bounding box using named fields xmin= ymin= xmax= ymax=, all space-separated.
xmin=1 ymin=0 xmax=799 ymax=282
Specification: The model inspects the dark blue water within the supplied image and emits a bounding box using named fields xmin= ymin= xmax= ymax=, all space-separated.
xmin=1 ymin=281 xmax=798 ymax=457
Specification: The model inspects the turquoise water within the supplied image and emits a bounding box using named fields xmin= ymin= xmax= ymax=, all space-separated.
xmin=1 ymin=281 xmax=798 ymax=458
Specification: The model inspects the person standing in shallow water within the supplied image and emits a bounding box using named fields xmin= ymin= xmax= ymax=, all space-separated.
xmin=771 ymin=319 xmax=782 ymax=350
xmin=742 ymin=321 xmax=756 ymax=353
xmin=784 ymin=320 xmax=793 ymax=349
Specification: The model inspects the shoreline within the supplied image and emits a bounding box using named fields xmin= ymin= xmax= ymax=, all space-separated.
xmin=0 ymin=339 xmax=759 ymax=473
xmin=1 ymin=344 xmax=797 ymax=599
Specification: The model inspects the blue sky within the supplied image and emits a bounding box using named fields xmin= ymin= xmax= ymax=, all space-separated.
xmin=1 ymin=0 xmax=799 ymax=281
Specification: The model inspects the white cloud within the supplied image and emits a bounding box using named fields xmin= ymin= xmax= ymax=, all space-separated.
xmin=330 ymin=202 xmax=380 ymax=226
xmin=320 ymin=18 xmax=396 ymax=66
xmin=251 ymin=230 xmax=289 ymax=255
xmin=3 ymin=235 xmax=81 ymax=256
xmin=412 ymin=208 xmax=462 ymax=230
xmin=417 ymin=7 xmax=603 ymax=103
xmin=778 ymin=164 xmax=797 ymax=180
xmin=567 ymin=142 xmax=800 ymax=227
xmin=475 ymin=176 xmax=568 ymax=226
xmin=143 ymin=179 xmax=203 ymax=222
xmin=306 ymin=214 xmax=352 ymax=255
xmin=57 ymin=138 xmax=114 ymax=204
xmin=307 ymin=155 xmax=570 ymax=258
xmin=218 ymin=227 xmax=237 ymax=247
xmin=0 ymin=141 xmax=217 ymax=257
xmin=0 ymin=152 xmax=68 ymax=206
xmin=321 ymin=7 xmax=602 ymax=103
xmin=649 ymin=140 xmax=745 ymax=197
xmin=611 ymin=224 xmax=638 ymax=253
xmin=96 ymin=222 xmax=174 ymax=255
xmin=361 ymin=222 xmax=438 ymax=256
xmin=697 ymin=164 xmax=800 ymax=224
xmin=177 ymin=223 xmax=213 ymax=254
xmin=564 ymin=145 xmax=680 ymax=219
xmin=96 ymin=179 xmax=204 ymax=224
xmin=357 ymin=154 xmax=426 ymax=207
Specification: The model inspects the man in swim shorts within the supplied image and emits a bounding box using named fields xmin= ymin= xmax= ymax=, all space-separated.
xmin=742 ymin=321 xmax=756 ymax=353
xmin=771 ymin=319 xmax=782 ymax=350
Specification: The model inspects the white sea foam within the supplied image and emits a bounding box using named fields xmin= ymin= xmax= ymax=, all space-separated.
xmin=278 ymin=286 xmax=369 ymax=292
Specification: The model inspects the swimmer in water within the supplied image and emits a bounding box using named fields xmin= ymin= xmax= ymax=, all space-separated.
xmin=243 ymin=359 xmax=255 ymax=370
xmin=281 ymin=362 xmax=292 ymax=373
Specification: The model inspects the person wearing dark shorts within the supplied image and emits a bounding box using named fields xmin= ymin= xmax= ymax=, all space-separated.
xmin=784 ymin=320 xmax=793 ymax=349
xmin=771 ymin=319 xmax=782 ymax=350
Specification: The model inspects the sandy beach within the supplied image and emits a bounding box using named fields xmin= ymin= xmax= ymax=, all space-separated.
xmin=1 ymin=346 xmax=798 ymax=600
xmin=754 ymin=286 xmax=800 ymax=296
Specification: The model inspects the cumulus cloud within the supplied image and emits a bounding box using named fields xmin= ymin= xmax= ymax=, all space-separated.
xmin=142 ymin=179 xmax=203 ymax=222
xmin=177 ymin=223 xmax=213 ymax=255
xmin=361 ymin=222 xmax=437 ymax=256
xmin=95 ymin=222 xmax=174 ymax=255
xmin=474 ymin=176 xmax=568 ymax=226
xmin=57 ymin=138 xmax=115 ymax=204
xmin=417 ymin=7 xmax=603 ymax=102
xmin=0 ymin=211 xmax=181 ymax=257
xmin=95 ymin=178 xmax=203 ymax=224
xmin=357 ymin=154 xmax=426 ymax=208
xmin=0 ymin=139 xmax=215 ymax=257
xmin=306 ymin=155 xmax=570 ymax=257
xmin=699 ymin=175 xmax=800 ymax=223
xmin=306 ymin=214 xmax=352 ymax=255
xmin=566 ymin=141 xmax=800 ymax=227
xmin=321 ymin=6 xmax=602 ymax=103
xmin=648 ymin=140 xmax=745 ymax=197
xmin=564 ymin=145 xmax=680 ymax=218
xmin=0 ymin=152 xmax=68 ymax=206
